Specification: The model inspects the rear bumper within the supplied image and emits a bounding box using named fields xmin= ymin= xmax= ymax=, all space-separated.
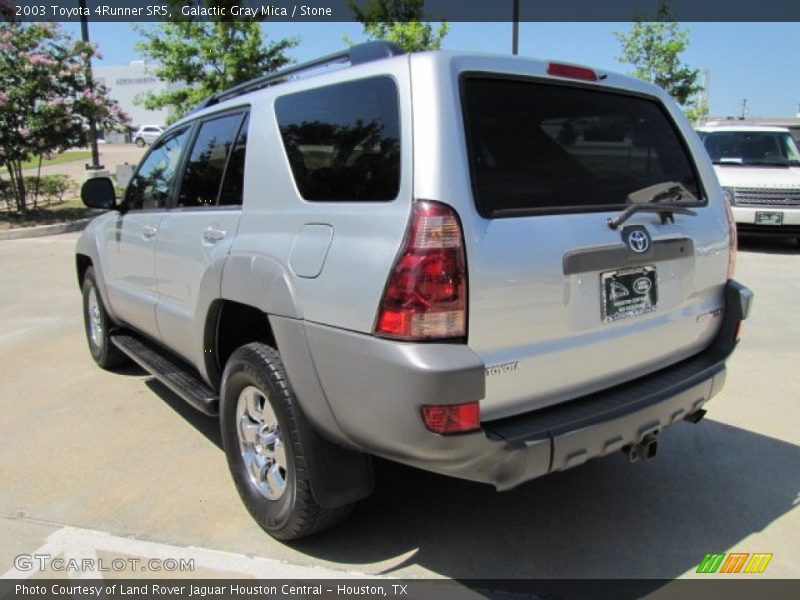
xmin=298 ymin=280 xmax=753 ymax=490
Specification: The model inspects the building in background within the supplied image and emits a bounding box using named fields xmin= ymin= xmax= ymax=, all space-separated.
xmin=94 ymin=61 xmax=181 ymax=141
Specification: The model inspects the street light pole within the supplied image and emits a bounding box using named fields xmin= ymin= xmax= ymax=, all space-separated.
xmin=512 ymin=0 xmax=519 ymax=55
xmin=79 ymin=0 xmax=102 ymax=171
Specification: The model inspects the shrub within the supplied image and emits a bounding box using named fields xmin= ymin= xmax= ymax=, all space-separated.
xmin=22 ymin=174 xmax=76 ymax=207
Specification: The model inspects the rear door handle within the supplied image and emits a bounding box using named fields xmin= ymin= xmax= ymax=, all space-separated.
xmin=202 ymin=227 xmax=226 ymax=244
xmin=141 ymin=225 xmax=157 ymax=239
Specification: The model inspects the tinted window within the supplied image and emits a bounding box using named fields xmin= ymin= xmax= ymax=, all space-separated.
xmin=177 ymin=113 xmax=245 ymax=208
xmin=219 ymin=114 xmax=249 ymax=206
xmin=276 ymin=77 xmax=400 ymax=201
xmin=126 ymin=127 xmax=190 ymax=210
xmin=701 ymin=131 xmax=800 ymax=166
xmin=462 ymin=77 xmax=701 ymax=217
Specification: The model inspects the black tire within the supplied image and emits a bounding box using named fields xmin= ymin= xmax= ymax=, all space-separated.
xmin=220 ymin=342 xmax=351 ymax=540
xmin=81 ymin=267 xmax=127 ymax=369
xmin=134 ymin=137 xmax=145 ymax=147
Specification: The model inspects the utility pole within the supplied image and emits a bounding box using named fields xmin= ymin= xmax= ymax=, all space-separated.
xmin=79 ymin=0 xmax=103 ymax=171
xmin=512 ymin=0 xmax=519 ymax=55
xmin=740 ymin=98 xmax=748 ymax=120
xmin=700 ymin=69 xmax=710 ymax=124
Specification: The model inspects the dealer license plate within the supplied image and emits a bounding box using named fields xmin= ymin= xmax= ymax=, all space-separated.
xmin=601 ymin=266 xmax=657 ymax=323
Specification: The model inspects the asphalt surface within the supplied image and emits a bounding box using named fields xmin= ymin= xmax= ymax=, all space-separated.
xmin=0 ymin=232 xmax=798 ymax=585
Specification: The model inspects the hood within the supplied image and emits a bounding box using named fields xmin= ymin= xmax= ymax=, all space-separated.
xmin=713 ymin=165 xmax=800 ymax=188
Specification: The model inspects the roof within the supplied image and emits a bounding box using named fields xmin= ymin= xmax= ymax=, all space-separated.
xmin=696 ymin=125 xmax=791 ymax=133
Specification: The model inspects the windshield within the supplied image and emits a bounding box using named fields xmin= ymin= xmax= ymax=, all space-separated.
xmin=700 ymin=131 xmax=800 ymax=167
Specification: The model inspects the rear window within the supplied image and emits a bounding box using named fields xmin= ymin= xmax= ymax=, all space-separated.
xmin=275 ymin=76 xmax=400 ymax=202
xmin=462 ymin=76 xmax=702 ymax=217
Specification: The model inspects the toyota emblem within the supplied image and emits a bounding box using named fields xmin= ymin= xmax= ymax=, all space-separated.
xmin=623 ymin=227 xmax=651 ymax=254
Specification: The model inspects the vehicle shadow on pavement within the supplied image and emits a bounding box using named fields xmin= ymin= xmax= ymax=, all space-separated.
xmin=139 ymin=377 xmax=798 ymax=587
xmin=289 ymin=419 xmax=799 ymax=587
xmin=144 ymin=379 xmax=222 ymax=449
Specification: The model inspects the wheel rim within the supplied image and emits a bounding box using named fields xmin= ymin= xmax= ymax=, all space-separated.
xmin=86 ymin=286 xmax=104 ymax=350
xmin=236 ymin=385 xmax=287 ymax=501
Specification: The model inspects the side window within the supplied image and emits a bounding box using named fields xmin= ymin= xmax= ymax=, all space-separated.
xmin=219 ymin=114 xmax=249 ymax=206
xmin=275 ymin=76 xmax=400 ymax=201
xmin=177 ymin=113 xmax=244 ymax=208
xmin=126 ymin=127 xmax=190 ymax=210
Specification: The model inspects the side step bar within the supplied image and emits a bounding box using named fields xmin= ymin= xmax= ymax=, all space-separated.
xmin=111 ymin=334 xmax=219 ymax=416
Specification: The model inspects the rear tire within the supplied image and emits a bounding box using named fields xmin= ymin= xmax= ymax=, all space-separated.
xmin=220 ymin=342 xmax=351 ymax=540
xmin=134 ymin=137 xmax=145 ymax=147
xmin=81 ymin=267 xmax=127 ymax=369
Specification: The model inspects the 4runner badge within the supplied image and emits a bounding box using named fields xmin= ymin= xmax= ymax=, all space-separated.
xmin=486 ymin=361 xmax=520 ymax=377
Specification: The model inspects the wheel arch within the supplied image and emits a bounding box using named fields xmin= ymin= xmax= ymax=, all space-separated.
xmin=76 ymin=253 xmax=93 ymax=288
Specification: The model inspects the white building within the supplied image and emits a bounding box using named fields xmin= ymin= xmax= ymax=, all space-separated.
xmin=94 ymin=61 xmax=180 ymax=132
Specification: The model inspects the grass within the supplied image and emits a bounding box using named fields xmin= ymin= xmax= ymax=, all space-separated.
xmin=0 ymin=197 xmax=103 ymax=231
xmin=2 ymin=151 xmax=92 ymax=172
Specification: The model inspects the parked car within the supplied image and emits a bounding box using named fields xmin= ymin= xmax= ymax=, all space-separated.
xmin=697 ymin=124 xmax=800 ymax=243
xmin=77 ymin=42 xmax=752 ymax=540
xmin=132 ymin=125 xmax=164 ymax=147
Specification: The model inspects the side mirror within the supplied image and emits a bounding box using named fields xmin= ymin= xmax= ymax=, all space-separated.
xmin=81 ymin=177 xmax=116 ymax=210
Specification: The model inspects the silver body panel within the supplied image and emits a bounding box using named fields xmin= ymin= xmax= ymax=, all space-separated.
xmin=408 ymin=53 xmax=730 ymax=419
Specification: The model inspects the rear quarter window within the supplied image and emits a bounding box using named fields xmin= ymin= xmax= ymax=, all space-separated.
xmin=275 ymin=76 xmax=400 ymax=202
xmin=462 ymin=76 xmax=703 ymax=217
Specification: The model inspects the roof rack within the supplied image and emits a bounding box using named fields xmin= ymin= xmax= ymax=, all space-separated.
xmin=191 ymin=41 xmax=405 ymax=113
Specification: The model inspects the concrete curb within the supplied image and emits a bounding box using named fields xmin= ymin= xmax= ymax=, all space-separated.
xmin=0 ymin=216 xmax=96 ymax=241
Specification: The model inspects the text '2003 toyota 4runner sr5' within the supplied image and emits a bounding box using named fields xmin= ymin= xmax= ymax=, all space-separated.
xmin=77 ymin=42 xmax=753 ymax=540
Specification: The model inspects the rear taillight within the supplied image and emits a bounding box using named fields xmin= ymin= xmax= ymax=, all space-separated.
xmin=375 ymin=201 xmax=467 ymax=340
xmin=421 ymin=402 xmax=480 ymax=434
xmin=725 ymin=197 xmax=737 ymax=279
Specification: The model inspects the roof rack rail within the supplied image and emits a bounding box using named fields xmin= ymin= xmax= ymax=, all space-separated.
xmin=190 ymin=41 xmax=405 ymax=113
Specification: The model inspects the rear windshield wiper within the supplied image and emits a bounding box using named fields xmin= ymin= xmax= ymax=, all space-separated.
xmin=607 ymin=182 xmax=698 ymax=230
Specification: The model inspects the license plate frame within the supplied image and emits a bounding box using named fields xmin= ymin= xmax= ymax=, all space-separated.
xmin=601 ymin=265 xmax=658 ymax=323
xmin=755 ymin=211 xmax=784 ymax=225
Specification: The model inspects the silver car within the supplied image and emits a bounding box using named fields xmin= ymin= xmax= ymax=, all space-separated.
xmin=76 ymin=42 xmax=753 ymax=540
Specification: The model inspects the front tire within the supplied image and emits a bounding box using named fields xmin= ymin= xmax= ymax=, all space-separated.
xmin=220 ymin=343 xmax=351 ymax=540
xmin=134 ymin=137 xmax=145 ymax=147
xmin=81 ymin=267 xmax=127 ymax=369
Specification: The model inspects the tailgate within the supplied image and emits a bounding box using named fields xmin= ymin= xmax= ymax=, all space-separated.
xmin=458 ymin=75 xmax=730 ymax=420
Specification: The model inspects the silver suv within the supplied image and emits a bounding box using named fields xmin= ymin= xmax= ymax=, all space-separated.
xmin=77 ymin=42 xmax=753 ymax=540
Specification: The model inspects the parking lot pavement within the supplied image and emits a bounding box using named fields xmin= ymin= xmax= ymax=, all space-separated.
xmin=0 ymin=233 xmax=798 ymax=584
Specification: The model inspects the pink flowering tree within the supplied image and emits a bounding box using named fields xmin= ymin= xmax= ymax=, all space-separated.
xmin=0 ymin=22 xmax=129 ymax=213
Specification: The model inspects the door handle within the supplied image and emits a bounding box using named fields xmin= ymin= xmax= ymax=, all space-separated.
xmin=202 ymin=227 xmax=226 ymax=244
xmin=141 ymin=224 xmax=157 ymax=239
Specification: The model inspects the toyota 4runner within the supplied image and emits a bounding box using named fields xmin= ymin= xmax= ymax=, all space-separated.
xmin=77 ymin=42 xmax=753 ymax=540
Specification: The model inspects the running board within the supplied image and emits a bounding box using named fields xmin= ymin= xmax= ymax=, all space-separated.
xmin=111 ymin=334 xmax=219 ymax=416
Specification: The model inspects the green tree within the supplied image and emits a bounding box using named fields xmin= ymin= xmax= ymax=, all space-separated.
xmin=135 ymin=19 xmax=297 ymax=122
xmin=684 ymin=96 xmax=709 ymax=124
xmin=349 ymin=0 xmax=449 ymax=52
xmin=614 ymin=0 xmax=700 ymax=105
xmin=0 ymin=22 xmax=128 ymax=213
